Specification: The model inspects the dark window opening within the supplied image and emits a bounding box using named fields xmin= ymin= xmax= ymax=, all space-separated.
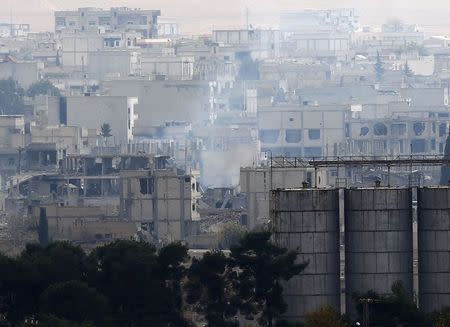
xmin=285 ymin=129 xmax=302 ymax=143
xmin=411 ymin=139 xmax=426 ymax=153
xmin=308 ymin=129 xmax=321 ymax=140
xmin=259 ymin=129 xmax=280 ymax=143
xmin=360 ymin=126 xmax=370 ymax=136
xmin=139 ymin=178 xmax=153 ymax=195
xmin=373 ymin=122 xmax=387 ymax=136
xmin=413 ymin=122 xmax=425 ymax=136
xmin=439 ymin=123 xmax=447 ymax=137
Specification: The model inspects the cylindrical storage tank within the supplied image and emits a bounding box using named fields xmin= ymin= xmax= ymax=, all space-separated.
xmin=345 ymin=188 xmax=413 ymax=317
xmin=418 ymin=187 xmax=450 ymax=313
xmin=271 ymin=189 xmax=340 ymax=322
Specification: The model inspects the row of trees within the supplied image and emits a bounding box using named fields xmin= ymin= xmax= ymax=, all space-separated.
xmin=374 ymin=52 xmax=413 ymax=81
xmin=3 ymin=225 xmax=450 ymax=327
xmin=0 ymin=232 xmax=307 ymax=327
xmin=0 ymin=78 xmax=60 ymax=115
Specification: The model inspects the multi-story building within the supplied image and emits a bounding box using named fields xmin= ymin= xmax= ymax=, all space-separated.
xmin=258 ymin=104 xmax=347 ymax=157
xmin=55 ymin=7 xmax=160 ymax=38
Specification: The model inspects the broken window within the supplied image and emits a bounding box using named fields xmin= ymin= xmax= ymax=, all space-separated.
xmin=439 ymin=123 xmax=447 ymax=137
xmin=360 ymin=126 xmax=370 ymax=136
xmin=259 ymin=130 xmax=280 ymax=143
xmin=411 ymin=139 xmax=426 ymax=153
xmin=140 ymin=178 xmax=153 ymax=195
xmin=308 ymin=129 xmax=321 ymax=140
xmin=285 ymin=129 xmax=302 ymax=143
xmin=373 ymin=123 xmax=387 ymax=136
xmin=413 ymin=122 xmax=425 ymax=136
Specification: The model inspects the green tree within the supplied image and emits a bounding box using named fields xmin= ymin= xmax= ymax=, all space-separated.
xmin=374 ymin=52 xmax=385 ymax=81
xmin=156 ymin=242 xmax=191 ymax=327
xmin=304 ymin=305 xmax=349 ymax=327
xmin=100 ymin=123 xmax=112 ymax=145
xmin=404 ymin=61 xmax=414 ymax=77
xmin=440 ymin=129 xmax=450 ymax=185
xmin=40 ymin=281 xmax=111 ymax=327
xmin=217 ymin=222 xmax=246 ymax=250
xmin=39 ymin=208 xmax=49 ymax=246
xmin=27 ymin=80 xmax=61 ymax=98
xmin=229 ymin=232 xmax=308 ymax=327
xmin=0 ymin=242 xmax=87 ymax=324
xmin=185 ymin=251 xmax=239 ymax=327
xmin=86 ymin=240 xmax=190 ymax=327
xmin=30 ymin=315 xmax=95 ymax=327
xmin=0 ymin=78 xmax=25 ymax=114
xmin=431 ymin=308 xmax=450 ymax=327
xmin=353 ymin=281 xmax=430 ymax=327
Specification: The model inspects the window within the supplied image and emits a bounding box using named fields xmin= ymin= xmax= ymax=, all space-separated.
xmin=373 ymin=122 xmax=387 ymax=136
xmin=308 ymin=129 xmax=321 ymax=140
xmin=411 ymin=139 xmax=426 ymax=153
xmin=413 ymin=122 xmax=425 ymax=136
xmin=139 ymin=178 xmax=153 ymax=195
xmin=285 ymin=129 xmax=302 ymax=143
xmin=431 ymin=139 xmax=436 ymax=151
xmin=259 ymin=130 xmax=280 ymax=143
xmin=360 ymin=126 xmax=370 ymax=136
xmin=439 ymin=123 xmax=447 ymax=137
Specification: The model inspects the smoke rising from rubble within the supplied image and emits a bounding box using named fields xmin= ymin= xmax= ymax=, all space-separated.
xmin=200 ymin=144 xmax=258 ymax=188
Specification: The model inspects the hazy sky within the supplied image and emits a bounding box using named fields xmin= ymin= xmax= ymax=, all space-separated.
xmin=2 ymin=0 xmax=450 ymax=35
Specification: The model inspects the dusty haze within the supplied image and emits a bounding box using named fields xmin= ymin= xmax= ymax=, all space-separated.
xmin=3 ymin=0 xmax=450 ymax=35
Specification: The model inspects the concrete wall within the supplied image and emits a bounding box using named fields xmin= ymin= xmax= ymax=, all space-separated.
xmin=240 ymin=167 xmax=327 ymax=228
xmin=87 ymin=50 xmax=138 ymax=79
xmin=0 ymin=62 xmax=38 ymax=88
xmin=258 ymin=105 xmax=347 ymax=157
xmin=272 ymin=189 xmax=341 ymax=322
xmin=101 ymin=79 xmax=210 ymax=128
xmin=120 ymin=169 xmax=200 ymax=242
xmin=35 ymin=205 xmax=136 ymax=242
xmin=345 ymin=188 xmax=413 ymax=318
xmin=140 ymin=55 xmax=194 ymax=80
xmin=61 ymin=35 xmax=103 ymax=68
xmin=66 ymin=95 xmax=135 ymax=143
xmin=417 ymin=187 xmax=450 ymax=312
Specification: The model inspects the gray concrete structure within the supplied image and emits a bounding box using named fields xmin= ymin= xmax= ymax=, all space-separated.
xmin=417 ymin=187 xmax=450 ymax=312
xmin=101 ymin=79 xmax=210 ymax=128
xmin=345 ymin=188 xmax=413 ymax=317
xmin=271 ymin=189 xmax=340 ymax=321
